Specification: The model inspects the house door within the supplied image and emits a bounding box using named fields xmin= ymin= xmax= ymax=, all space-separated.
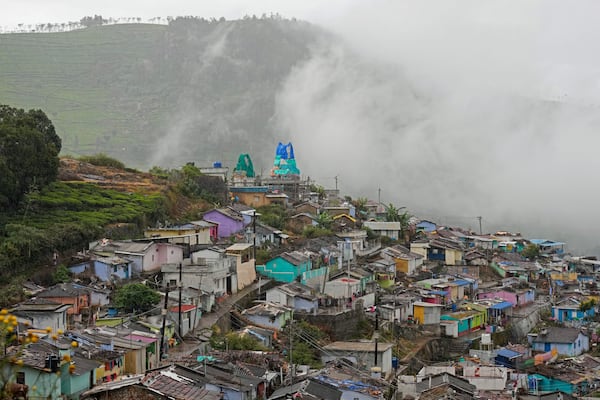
xmin=227 ymin=276 xmax=232 ymax=294
xmin=544 ymin=343 xmax=551 ymax=352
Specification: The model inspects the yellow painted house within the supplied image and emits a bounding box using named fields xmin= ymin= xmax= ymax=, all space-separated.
xmin=412 ymin=302 xmax=443 ymax=325
xmin=381 ymin=245 xmax=424 ymax=276
xmin=550 ymin=272 xmax=578 ymax=282
xmin=144 ymin=220 xmax=216 ymax=246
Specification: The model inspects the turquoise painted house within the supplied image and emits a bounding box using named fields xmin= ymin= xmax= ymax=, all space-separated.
xmin=9 ymin=340 xmax=101 ymax=400
xmin=257 ymin=251 xmax=312 ymax=283
xmin=528 ymin=373 xmax=588 ymax=395
xmin=61 ymin=354 xmax=101 ymax=399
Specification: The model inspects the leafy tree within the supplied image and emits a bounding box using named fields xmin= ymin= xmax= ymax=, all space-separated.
xmin=80 ymin=15 xmax=106 ymax=27
xmin=256 ymin=204 xmax=288 ymax=230
xmin=256 ymin=249 xmax=271 ymax=265
xmin=521 ymin=244 xmax=540 ymax=260
xmin=580 ymin=299 xmax=596 ymax=313
xmin=316 ymin=212 xmax=333 ymax=229
xmin=309 ymin=184 xmax=326 ymax=200
xmin=384 ymin=203 xmax=403 ymax=222
xmin=149 ymin=166 xmax=170 ymax=179
xmin=398 ymin=210 xmax=412 ymax=243
xmin=0 ymin=105 xmax=61 ymax=209
xmin=287 ymin=321 xmax=326 ymax=368
xmin=353 ymin=197 xmax=368 ymax=217
xmin=52 ymin=265 xmax=71 ymax=284
xmin=176 ymin=162 xmax=227 ymax=204
xmin=113 ymin=283 xmax=160 ymax=312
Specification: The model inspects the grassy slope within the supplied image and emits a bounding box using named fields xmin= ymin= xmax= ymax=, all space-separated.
xmin=0 ymin=24 xmax=170 ymax=160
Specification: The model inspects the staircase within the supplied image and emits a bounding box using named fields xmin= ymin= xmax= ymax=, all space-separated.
xmin=448 ymin=339 xmax=471 ymax=355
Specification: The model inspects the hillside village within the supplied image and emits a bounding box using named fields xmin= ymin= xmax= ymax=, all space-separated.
xmin=3 ymin=143 xmax=600 ymax=400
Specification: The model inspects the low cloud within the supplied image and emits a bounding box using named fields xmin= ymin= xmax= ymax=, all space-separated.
xmin=275 ymin=1 xmax=600 ymax=253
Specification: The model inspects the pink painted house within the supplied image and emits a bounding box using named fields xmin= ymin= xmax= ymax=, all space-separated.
xmin=91 ymin=240 xmax=184 ymax=275
xmin=477 ymin=288 xmax=535 ymax=307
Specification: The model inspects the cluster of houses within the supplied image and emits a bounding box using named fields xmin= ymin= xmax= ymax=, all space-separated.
xmin=5 ymin=152 xmax=600 ymax=400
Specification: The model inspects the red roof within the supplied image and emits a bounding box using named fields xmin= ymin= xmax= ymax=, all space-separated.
xmin=170 ymin=304 xmax=197 ymax=312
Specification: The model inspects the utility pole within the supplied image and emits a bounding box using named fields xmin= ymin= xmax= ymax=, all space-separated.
xmin=477 ymin=216 xmax=482 ymax=235
xmin=160 ymin=283 xmax=170 ymax=360
xmin=253 ymin=210 xmax=257 ymax=262
xmin=178 ymin=263 xmax=183 ymax=339
xmin=289 ymin=313 xmax=294 ymax=384
xmin=374 ymin=312 xmax=379 ymax=366
xmin=378 ymin=188 xmax=381 ymax=205
xmin=334 ymin=175 xmax=338 ymax=191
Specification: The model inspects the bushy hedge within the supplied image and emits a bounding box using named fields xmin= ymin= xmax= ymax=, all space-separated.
xmin=78 ymin=153 xmax=125 ymax=169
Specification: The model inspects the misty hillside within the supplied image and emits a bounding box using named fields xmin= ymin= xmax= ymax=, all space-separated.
xmin=0 ymin=17 xmax=322 ymax=169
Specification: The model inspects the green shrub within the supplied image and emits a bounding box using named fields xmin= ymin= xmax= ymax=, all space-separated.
xmin=78 ymin=153 xmax=126 ymax=169
xmin=302 ymin=226 xmax=332 ymax=238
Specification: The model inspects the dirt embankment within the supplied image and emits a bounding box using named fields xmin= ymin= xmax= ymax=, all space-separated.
xmin=57 ymin=158 xmax=211 ymax=218
xmin=58 ymin=158 xmax=167 ymax=194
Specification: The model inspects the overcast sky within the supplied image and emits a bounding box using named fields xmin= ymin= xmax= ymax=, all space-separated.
xmin=0 ymin=0 xmax=356 ymax=27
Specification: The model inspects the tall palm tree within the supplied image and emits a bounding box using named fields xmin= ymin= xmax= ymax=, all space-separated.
xmin=385 ymin=203 xmax=401 ymax=222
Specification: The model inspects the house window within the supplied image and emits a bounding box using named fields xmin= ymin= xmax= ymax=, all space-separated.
xmin=16 ymin=372 xmax=25 ymax=384
xmin=152 ymin=255 xmax=155 ymax=262
xmin=169 ymin=279 xmax=177 ymax=287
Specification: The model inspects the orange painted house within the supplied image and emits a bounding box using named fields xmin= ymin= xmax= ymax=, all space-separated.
xmin=37 ymin=283 xmax=90 ymax=316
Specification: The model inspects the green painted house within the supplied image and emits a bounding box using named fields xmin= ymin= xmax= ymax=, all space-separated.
xmin=257 ymin=251 xmax=312 ymax=283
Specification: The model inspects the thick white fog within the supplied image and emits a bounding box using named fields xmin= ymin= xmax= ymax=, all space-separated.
xmin=275 ymin=1 xmax=600 ymax=253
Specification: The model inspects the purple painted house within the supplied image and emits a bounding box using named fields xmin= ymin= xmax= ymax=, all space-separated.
xmin=202 ymin=207 xmax=246 ymax=239
xmin=477 ymin=288 xmax=535 ymax=307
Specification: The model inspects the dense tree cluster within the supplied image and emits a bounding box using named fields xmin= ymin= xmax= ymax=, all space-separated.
xmin=113 ymin=283 xmax=161 ymax=312
xmin=0 ymin=105 xmax=61 ymax=209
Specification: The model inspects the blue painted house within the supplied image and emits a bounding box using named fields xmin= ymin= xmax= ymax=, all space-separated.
xmin=69 ymin=256 xmax=132 ymax=282
xmin=529 ymin=239 xmax=566 ymax=255
xmin=416 ymin=220 xmax=437 ymax=233
xmin=530 ymin=327 xmax=589 ymax=356
xmin=552 ymin=298 xmax=595 ymax=322
xmin=257 ymin=251 xmax=312 ymax=283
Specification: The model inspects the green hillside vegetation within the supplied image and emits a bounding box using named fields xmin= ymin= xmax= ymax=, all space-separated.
xmin=0 ymin=155 xmax=226 ymax=306
xmin=0 ymin=181 xmax=167 ymax=282
xmin=0 ymin=17 xmax=322 ymax=169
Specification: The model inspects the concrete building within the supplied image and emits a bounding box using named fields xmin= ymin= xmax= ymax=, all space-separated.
xmin=321 ymin=341 xmax=394 ymax=375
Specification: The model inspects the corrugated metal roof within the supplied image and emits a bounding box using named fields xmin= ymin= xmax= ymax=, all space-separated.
xmin=226 ymin=243 xmax=253 ymax=251
xmin=489 ymin=301 xmax=513 ymax=310
xmin=497 ymin=348 xmax=522 ymax=359
xmin=323 ymin=341 xmax=394 ymax=352
xmin=363 ymin=221 xmax=401 ymax=230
